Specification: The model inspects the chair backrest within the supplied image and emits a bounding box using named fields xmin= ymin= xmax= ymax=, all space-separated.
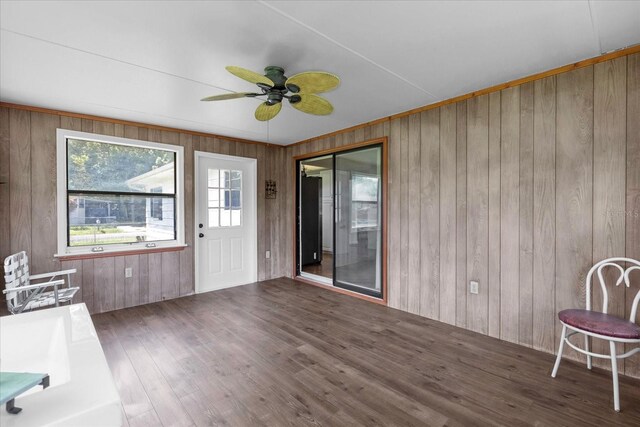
xmin=3 ymin=251 xmax=31 ymax=310
xmin=586 ymin=257 xmax=640 ymax=323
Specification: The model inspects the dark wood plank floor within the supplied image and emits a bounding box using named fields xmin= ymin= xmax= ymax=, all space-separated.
xmin=92 ymin=278 xmax=640 ymax=426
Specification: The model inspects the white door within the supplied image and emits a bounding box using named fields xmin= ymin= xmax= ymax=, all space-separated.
xmin=195 ymin=152 xmax=257 ymax=293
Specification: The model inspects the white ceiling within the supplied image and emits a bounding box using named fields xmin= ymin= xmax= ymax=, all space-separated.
xmin=1 ymin=1 xmax=638 ymax=145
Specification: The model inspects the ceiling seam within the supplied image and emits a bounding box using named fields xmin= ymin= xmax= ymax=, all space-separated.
xmin=587 ymin=0 xmax=603 ymax=54
xmin=0 ymin=27 xmax=246 ymax=94
xmin=81 ymin=101 xmax=269 ymax=138
xmin=257 ymin=1 xmax=438 ymax=99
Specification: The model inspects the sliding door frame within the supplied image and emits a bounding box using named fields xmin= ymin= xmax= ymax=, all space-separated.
xmin=292 ymin=136 xmax=388 ymax=306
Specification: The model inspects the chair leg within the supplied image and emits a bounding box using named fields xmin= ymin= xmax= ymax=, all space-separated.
xmin=552 ymin=324 xmax=567 ymax=378
xmin=585 ymin=335 xmax=592 ymax=370
xmin=609 ymin=341 xmax=620 ymax=412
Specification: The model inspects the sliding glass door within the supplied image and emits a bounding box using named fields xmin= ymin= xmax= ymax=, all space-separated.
xmin=334 ymin=146 xmax=382 ymax=296
xmin=297 ymin=143 xmax=384 ymax=299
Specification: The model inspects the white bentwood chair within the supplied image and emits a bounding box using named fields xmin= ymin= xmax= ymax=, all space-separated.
xmin=551 ymin=257 xmax=640 ymax=411
xmin=3 ymin=251 xmax=79 ymax=314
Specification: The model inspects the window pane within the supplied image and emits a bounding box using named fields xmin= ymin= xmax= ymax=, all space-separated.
xmin=231 ymin=170 xmax=242 ymax=189
xmin=220 ymin=208 xmax=231 ymax=227
xmin=223 ymin=190 xmax=231 ymax=209
xmin=208 ymin=208 xmax=219 ymax=228
xmin=231 ymin=190 xmax=241 ymax=208
xmin=208 ymin=169 xmax=219 ymax=188
xmin=222 ymin=170 xmax=231 ymax=188
xmin=208 ymin=189 xmax=220 ymax=208
xmin=68 ymin=194 xmax=175 ymax=246
xmin=67 ymin=139 xmax=175 ymax=193
xmin=231 ymin=209 xmax=241 ymax=226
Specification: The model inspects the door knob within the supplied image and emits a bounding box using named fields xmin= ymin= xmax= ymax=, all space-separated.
xmin=199 ymin=223 xmax=203 ymax=229
xmin=199 ymin=233 xmax=204 ymax=238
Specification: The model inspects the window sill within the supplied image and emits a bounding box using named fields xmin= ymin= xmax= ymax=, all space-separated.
xmin=55 ymin=244 xmax=187 ymax=261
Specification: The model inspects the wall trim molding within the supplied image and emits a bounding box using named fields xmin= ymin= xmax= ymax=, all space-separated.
xmin=0 ymin=101 xmax=280 ymax=149
xmin=291 ymin=43 xmax=640 ymax=147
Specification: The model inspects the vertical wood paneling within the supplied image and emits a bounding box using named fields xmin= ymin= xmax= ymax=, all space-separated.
xmin=466 ymin=95 xmax=489 ymax=334
xmin=0 ymin=108 xmax=10 ymax=261
xmin=82 ymin=259 xmax=94 ymax=312
xmin=125 ymin=254 xmax=140 ymax=307
xmin=139 ymin=253 xmax=149 ymax=305
xmin=30 ymin=112 xmax=60 ymax=273
xmin=488 ymin=91 xmax=501 ymax=338
xmin=500 ymin=86 xmax=520 ymax=343
xmin=9 ymin=109 xmax=31 ymax=256
xmin=439 ymin=104 xmax=457 ymax=325
xmin=179 ymin=133 xmax=194 ymax=296
xmin=420 ymin=109 xmax=440 ymax=319
xmin=533 ymin=76 xmax=557 ymax=353
xmin=387 ymin=119 xmax=402 ymax=309
xmin=399 ymin=117 xmax=410 ymax=312
xmin=519 ymin=82 xmax=534 ymax=347
xmin=407 ymin=114 xmax=421 ymax=315
xmin=60 ymin=116 xmax=82 ymax=131
xmin=593 ymin=57 xmax=627 ymax=369
xmin=626 ymin=53 xmax=640 ymax=378
xmin=115 ymin=256 xmax=126 ymax=310
xmin=148 ymin=253 xmax=162 ymax=303
xmin=456 ymin=101 xmax=468 ymax=328
xmin=556 ymin=66 xmax=594 ymax=361
xmin=256 ymin=144 xmax=266 ymax=281
xmin=95 ymin=257 xmax=115 ymax=313
xmin=161 ymin=251 xmax=180 ymax=300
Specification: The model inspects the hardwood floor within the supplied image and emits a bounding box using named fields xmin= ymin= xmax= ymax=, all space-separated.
xmin=302 ymin=252 xmax=333 ymax=278
xmin=92 ymin=278 xmax=640 ymax=426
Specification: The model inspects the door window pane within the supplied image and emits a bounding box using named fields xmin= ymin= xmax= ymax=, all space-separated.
xmin=220 ymin=208 xmax=231 ymax=227
xmin=208 ymin=208 xmax=219 ymax=228
xmin=208 ymin=169 xmax=219 ymax=187
xmin=208 ymin=168 xmax=242 ymax=227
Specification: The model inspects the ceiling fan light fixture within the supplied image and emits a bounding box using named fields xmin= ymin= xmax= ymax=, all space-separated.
xmin=202 ymin=65 xmax=340 ymax=121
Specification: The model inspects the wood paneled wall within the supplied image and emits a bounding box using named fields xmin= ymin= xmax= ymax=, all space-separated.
xmin=282 ymin=53 xmax=640 ymax=378
xmin=0 ymin=108 xmax=288 ymax=314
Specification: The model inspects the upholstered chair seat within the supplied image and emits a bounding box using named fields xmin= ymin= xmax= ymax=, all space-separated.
xmin=558 ymin=309 xmax=640 ymax=340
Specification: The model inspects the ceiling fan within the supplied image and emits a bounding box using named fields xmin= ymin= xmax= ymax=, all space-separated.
xmin=201 ymin=66 xmax=340 ymax=121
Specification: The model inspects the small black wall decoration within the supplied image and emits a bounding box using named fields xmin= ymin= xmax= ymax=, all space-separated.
xmin=265 ymin=180 xmax=277 ymax=199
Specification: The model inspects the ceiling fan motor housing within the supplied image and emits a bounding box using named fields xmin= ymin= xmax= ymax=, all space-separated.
xmin=264 ymin=66 xmax=287 ymax=88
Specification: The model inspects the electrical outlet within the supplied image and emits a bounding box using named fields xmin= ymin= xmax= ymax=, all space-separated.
xmin=125 ymin=267 xmax=133 ymax=278
xmin=266 ymin=250 xmax=271 ymax=259
xmin=470 ymin=281 xmax=479 ymax=295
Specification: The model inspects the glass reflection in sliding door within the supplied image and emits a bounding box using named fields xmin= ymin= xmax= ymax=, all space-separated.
xmin=334 ymin=145 xmax=382 ymax=297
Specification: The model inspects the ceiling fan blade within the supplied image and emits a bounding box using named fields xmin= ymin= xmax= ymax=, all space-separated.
xmin=201 ymin=92 xmax=257 ymax=101
xmin=226 ymin=66 xmax=274 ymax=87
xmin=285 ymin=71 xmax=340 ymax=94
xmin=255 ymin=102 xmax=282 ymax=121
xmin=290 ymin=93 xmax=334 ymax=116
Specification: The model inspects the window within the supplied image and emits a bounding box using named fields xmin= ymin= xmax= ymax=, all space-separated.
xmin=207 ymin=169 xmax=242 ymax=227
xmin=351 ymin=173 xmax=379 ymax=229
xmin=57 ymin=129 xmax=184 ymax=255
xmin=150 ymin=187 xmax=164 ymax=221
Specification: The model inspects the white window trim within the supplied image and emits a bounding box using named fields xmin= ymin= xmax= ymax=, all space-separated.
xmin=55 ymin=129 xmax=185 ymax=257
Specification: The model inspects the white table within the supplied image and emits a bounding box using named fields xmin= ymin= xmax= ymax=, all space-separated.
xmin=0 ymin=303 xmax=121 ymax=426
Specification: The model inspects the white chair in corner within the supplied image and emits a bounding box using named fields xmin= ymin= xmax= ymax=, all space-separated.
xmin=551 ymin=257 xmax=640 ymax=412
xmin=3 ymin=251 xmax=79 ymax=314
